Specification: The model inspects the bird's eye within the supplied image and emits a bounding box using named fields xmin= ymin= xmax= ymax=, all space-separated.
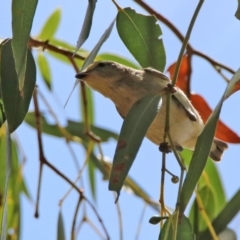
xmin=98 ymin=62 xmax=105 ymax=67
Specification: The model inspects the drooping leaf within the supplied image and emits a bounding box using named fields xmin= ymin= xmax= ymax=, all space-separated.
xmin=88 ymin=155 xmax=96 ymax=200
xmin=37 ymin=53 xmax=52 ymax=90
xmin=74 ymin=0 xmax=97 ymax=53
xmin=81 ymin=18 xmax=115 ymax=71
xmin=179 ymin=68 xmax=240 ymax=215
xmin=109 ymin=94 xmax=162 ymax=196
xmin=11 ymin=0 xmax=37 ymax=90
xmin=57 ymin=210 xmax=66 ymax=240
xmin=0 ymin=40 xmax=36 ymax=133
xmin=24 ymin=112 xmax=118 ymax=142
xmin=117 ymin=8 xmax=166 ymax=71
xmin=65 ymin=19 xmax=116 ymax=107
xmin=38 ymin=8 xmax=61 ymax=40
xmin=159 ymin=214 xmax=194 ymax=240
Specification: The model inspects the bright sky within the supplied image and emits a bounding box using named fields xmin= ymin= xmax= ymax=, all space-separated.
xmin=1 ymin=0 xmax=240 ymax=239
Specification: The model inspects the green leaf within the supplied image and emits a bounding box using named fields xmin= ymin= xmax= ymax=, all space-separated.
xmin=88 ymin=156 xmax=96 ymax=200
xmin=179 ymin=67 xmax=240 ymax=214
xmin=81 ymin=18 xmax=115 ymax=71
xmin=75 ymin=0 xmax=97 ymax=52
xmin=180 ymin=149 xmax=226 ymax=212
xmin=197 ymin=189 xmax=240 ymax=240
xmin=235 ymin=0 xmax=240 ymax=20
xmin=38 ymin=8 xmax=61 ymax=40
xmin=159 ymin=214 xmax=195 ymax=240
xmin=0 ymin=39 xmax=36 ymax=133
xmin=97 ymin=53 xmax=139 ymax=69
xmin=189 ymin=186 xmax=217 ymax=233
xmin=37 ymin=52 xmax=52 ymax=90
xmin=117 ymin=7 xmax=166 ymax=71
xmin=24 ymin=112 xmax=118 ymax=142
xmin=11 ymin=0 xmax=37 ymax=90
xmin=109 ymin=94 xmax=162 ymax=195
xmin=57 ymin=210 xmax=66 ymax=240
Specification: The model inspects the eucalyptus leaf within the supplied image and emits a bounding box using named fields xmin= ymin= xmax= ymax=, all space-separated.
xmin=117 ymin=8 xmax=166 ymax=71
xmin=109 ymin=94 xmax=162 ymax=196
xmin=37 ymin=53 xmax=52 ymax=90
xmin=11 ymin=0 xmax=37 ymax=90
xmin=0 ymin=40 xmax=36 ymax=133
xmin=74 ymin=0 xmax=97 ymax=53
xmin=39 ymin=8 xmax=61 ymax=40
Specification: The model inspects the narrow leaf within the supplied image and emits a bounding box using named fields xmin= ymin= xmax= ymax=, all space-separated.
xmin=74 ymin=0 xmax=97 ymax=53
xmin=11 ymin=0 xmax=37 ymax=90
xmin=57 ymin=210 xmax=66 ymax=240
xmin=81 ymin=18 xmax=115 ymax=71
xmin=38 ymin=8 xmax=61 ymax=40
xmin=37 ymin=53 xmax=52 ymax=90
xmin=109 ymin=94 xmax=162 ymax=196
xmin=179 ymin=68 xmax=240 ymax=214
xmin=0 ymin=40 xmax=36 ymax=133
xmin=117 ymin=8 xmax=166 ymax=71
xmin=88 ymin=157 xmax=96 ymax=200
xmin=66 ymin=18 xmax=115 ymax=105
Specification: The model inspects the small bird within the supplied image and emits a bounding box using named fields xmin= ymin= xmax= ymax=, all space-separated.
xmin=75 ymin=61 xmax=228 ymax=161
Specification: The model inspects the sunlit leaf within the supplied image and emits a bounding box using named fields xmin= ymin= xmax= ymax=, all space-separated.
xmin=74 ymin=0 xmax=97 ymax=53
xmin=109 ymin=94 xmax=162 ymax=196
xmin=11 ymin=0 xmax=37 ymax=90
xmin=117 ymin=8 xmax=166 ymax=71
xmin=38 ymin=8 xmax=61 ymax=40
xmin=37 ymin=53 xmax=52 ymax=90
xmin=159 ymin=214 xmax=194 ymax=240
xmin=0 ymin=40 xmax=36 ymax=133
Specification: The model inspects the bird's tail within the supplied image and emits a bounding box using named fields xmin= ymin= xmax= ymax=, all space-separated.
xmin=210 ymin=138 xmax=228 ymax=161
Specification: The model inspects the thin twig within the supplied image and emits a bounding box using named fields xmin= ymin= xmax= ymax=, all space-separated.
xmin=135 ymin=204 xmax=147 ymax=240
xmin=114 ymin=193 xmax=123 ymax=240
xmin=71 ymin=196 xmax=83 ymax=240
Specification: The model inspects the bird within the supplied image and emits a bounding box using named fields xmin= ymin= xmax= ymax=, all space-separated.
xmin=75 ymin=60 xmax=228 ymax=161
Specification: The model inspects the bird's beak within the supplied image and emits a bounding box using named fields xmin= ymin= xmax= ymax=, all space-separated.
xmin=75 ymin=72 xmax=87 ymax=79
